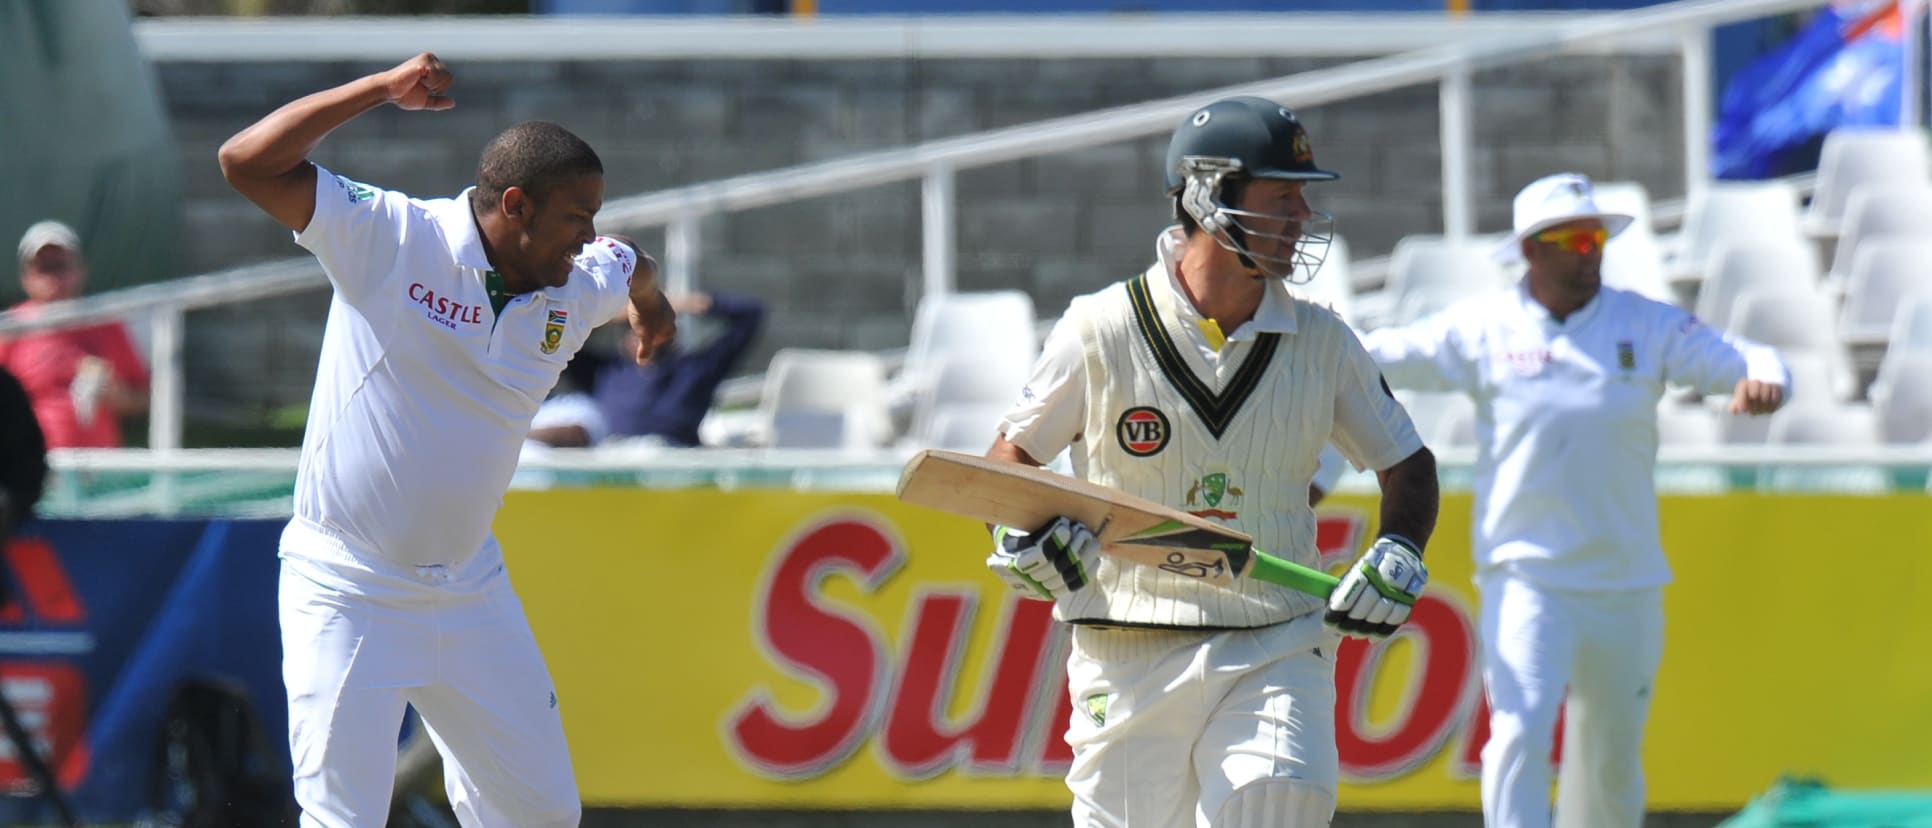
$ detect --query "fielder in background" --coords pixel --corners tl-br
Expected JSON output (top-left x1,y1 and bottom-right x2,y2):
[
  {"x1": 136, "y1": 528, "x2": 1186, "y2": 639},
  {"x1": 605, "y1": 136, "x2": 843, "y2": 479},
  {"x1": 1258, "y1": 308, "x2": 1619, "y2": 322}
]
[
  {"x1": 218, "y1": 52, "x2": 674, "y2": 825},
  {"x1": 984, "y1": 96, "x2": 1440, "y2": 827},
  {"x1": 1360, "y1": 173, "x2": 1788, "y2": 828}
]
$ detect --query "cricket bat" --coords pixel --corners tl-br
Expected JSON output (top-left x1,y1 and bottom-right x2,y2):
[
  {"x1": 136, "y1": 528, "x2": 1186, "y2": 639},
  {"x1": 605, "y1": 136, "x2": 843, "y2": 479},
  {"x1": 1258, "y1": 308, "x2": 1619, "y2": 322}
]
[{"x1": 894, "y1": 449, "x2": 1340, "y2": 599}]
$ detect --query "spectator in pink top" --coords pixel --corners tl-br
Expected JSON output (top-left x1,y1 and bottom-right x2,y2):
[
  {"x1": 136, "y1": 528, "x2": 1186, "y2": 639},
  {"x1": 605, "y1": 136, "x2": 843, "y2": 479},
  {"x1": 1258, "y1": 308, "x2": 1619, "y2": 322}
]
[{"x1": 0, "y1": 221, "x2": 149, "y2": 448}]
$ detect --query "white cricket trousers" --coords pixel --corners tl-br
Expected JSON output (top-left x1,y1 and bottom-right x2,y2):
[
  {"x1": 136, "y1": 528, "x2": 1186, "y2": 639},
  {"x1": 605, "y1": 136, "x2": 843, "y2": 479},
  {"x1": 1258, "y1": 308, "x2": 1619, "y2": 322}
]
[
  {"x1": 1064, "y1": 612, "x2": 1340, "y2": 828},
  {"x1": 279, "y1": 561, "x2": 580, "y2": 827},
  {"x1": 1477, "y1": 572, "x2": 1664, "y2": 828}
]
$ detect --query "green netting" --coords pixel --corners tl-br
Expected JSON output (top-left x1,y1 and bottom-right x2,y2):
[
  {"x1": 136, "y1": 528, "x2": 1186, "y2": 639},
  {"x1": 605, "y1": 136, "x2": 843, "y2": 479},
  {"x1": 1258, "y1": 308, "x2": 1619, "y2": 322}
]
[{"x1": 1720, "y1": 778, "x2": 1932, "y2": 827}]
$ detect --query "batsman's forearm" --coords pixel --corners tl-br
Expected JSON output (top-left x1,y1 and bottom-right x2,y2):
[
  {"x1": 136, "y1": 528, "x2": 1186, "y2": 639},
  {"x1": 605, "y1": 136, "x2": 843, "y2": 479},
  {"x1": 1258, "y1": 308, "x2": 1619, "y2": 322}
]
[
  {"x1": 219, "y1": 74, "x2": 391, "y2": 180},
  {"x1": 1375, "y1": 447, "x2": 1439, "y2": 552}
]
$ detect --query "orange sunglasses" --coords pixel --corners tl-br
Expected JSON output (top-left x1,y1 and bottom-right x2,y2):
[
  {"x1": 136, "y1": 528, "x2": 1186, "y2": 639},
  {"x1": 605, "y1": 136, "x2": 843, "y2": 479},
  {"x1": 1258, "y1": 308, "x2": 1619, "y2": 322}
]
[{"x1": 1532, "y1": 226, "x2": 1609, "y2": 254}]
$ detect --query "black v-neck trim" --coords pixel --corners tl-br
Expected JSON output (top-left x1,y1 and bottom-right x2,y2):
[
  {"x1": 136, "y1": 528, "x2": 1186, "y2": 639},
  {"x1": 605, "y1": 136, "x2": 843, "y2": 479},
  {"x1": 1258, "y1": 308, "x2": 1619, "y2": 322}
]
[{"x1": 1125, "y1": 275, "x2": 1279, "y2": 439}]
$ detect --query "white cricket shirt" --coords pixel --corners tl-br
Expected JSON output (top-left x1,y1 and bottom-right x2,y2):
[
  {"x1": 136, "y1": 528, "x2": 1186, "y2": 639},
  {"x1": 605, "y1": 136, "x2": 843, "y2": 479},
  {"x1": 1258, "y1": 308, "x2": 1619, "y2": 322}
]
[
  {"x1": 1002, "y1": 228, "x2": 1423, "y2": 628},
  {"x1": 1361, "y1": 283, "x2": 1789, "y2": 590},
  {"x1": 281, "y1": 166, "x2": 633, "y2": 589}
]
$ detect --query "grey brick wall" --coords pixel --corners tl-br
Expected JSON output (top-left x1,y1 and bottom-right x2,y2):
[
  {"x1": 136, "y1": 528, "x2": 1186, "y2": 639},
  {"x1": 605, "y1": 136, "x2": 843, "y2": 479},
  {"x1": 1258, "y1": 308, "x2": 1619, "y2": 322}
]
[{"x1": 159, "y1": 53, "x2": 1682, "y2": 426}]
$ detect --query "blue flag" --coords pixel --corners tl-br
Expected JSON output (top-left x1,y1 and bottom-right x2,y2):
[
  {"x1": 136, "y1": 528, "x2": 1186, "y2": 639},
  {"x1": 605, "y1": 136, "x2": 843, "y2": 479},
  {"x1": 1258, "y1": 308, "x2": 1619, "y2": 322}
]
[{"x1": 1712, "y1": 1, "x2": 1910, "y2": 180}]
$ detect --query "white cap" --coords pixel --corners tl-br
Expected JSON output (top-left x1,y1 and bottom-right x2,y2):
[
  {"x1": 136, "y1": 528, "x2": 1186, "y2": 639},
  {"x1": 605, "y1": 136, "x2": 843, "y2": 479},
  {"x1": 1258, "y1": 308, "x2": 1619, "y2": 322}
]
[
  {"x1": 17, "y1": 220, "x2": 81, "y2": 262},
  {"x1": 1493, "y1": 173, "x2": 1633, "y2": 263}
]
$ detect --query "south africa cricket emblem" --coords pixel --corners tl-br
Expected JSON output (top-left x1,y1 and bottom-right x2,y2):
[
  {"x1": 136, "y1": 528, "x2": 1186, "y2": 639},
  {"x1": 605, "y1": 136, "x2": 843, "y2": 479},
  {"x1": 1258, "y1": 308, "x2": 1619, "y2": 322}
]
[{"x1": 540, "y1": 309, "x2": 568, "y2": 354}]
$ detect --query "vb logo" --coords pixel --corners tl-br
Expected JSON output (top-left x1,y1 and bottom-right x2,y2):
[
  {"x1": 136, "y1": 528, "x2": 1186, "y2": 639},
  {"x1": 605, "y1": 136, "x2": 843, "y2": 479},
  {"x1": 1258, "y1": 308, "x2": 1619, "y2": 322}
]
[{"x1": 1115, "y1": 407, "x2": 1171, "y2": 457}]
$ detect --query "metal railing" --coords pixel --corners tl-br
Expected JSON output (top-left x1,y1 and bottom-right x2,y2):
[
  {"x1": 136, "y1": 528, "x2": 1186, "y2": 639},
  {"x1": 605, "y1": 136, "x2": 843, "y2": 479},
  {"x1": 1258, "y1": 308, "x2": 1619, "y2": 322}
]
[
  {"x1": 0, "y1": 0, "x2": 1837, "y2": 454},
  {"x1": 40, "y1": 444, "x2": 1932, "y2": 518}
]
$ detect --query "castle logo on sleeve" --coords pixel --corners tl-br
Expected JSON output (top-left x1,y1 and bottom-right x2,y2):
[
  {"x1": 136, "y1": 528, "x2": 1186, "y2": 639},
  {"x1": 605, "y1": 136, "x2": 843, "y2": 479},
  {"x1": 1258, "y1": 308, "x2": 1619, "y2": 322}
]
[
  {"x1": 1116, "y1": 406, "x2": 1171, "y2": 457},
  {"x1": 540, "y1": 309, "x2": 568, "y2": 354}
]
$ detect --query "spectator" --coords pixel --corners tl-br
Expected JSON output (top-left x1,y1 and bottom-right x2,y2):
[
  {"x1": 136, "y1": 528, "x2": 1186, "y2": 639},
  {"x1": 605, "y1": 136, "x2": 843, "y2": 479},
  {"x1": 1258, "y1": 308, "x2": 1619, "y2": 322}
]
[
  {"x1": 0, "y1": 221, "x2": 149, "y2": 448},
  {"x1": 0, "y1": 366, "x2": 46, "y2": 541},
  {"x1": 595, "y1": 289, "x2": 764, "y2": 447}
]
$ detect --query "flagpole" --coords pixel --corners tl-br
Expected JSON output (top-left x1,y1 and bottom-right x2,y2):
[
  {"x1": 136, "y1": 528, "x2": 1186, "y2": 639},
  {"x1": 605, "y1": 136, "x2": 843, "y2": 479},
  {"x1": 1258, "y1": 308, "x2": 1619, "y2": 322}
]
[{"x1": 1906, "y1": 0, "x2": 1927, "y2": 127}]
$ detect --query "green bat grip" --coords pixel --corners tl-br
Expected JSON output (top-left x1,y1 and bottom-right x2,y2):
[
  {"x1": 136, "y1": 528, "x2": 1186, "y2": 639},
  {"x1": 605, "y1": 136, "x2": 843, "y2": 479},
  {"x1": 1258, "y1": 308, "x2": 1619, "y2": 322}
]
[{"x1": 1248, "y1": 551, "x2": 1341, "y2": 599}]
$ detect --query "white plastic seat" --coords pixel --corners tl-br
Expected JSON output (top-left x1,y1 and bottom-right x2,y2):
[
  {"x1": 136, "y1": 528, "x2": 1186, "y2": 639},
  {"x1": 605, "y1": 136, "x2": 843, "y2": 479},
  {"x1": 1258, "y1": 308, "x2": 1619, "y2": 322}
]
[
  {"x1": 1693, "y1": 241, "x2": 1820, "y2": 333},
  {"x1": 1602, "y1": 222, "x2": 1673, "y2": 304},
  {"x1": 1728, "y1": 289, "x2": 1856, "y2": 400},
  {"x1": 1589, "y1": 182, "x2": 1671, "y2": 302},
  {"x1": 1728, "y1": 287, "x2": 1843, "y2": 350},
  {"x1": 1295, "y1": 234, "x2": 1357, "y2": 325},
  {"x1": 1386, "y1": 236, "x2": 1509, "y2": 324},
  {"x1": 1838, "y1": 240, "x2": 1932, "y2": 346},
  {"x1": 1777, "y1": 348, "x2": 1852, "y2": 407},
  {"x1": 1396, "y1": 390, "x2": 1475, "y2": 449},
  {"x1": 913, "y1": 404, "x2": 1012, "y2": 453},
  {"x1": 760, "y1": 349, "x2": 888, "y2": 449},
  {"x1": 903, "y1": 290, "x2": 1038, "y2": 382},
  {"x1": 1886, "y1": 292, "x2": 1932, "y2": 354},
  {"x1": 907, "y1": 354, "x2": 1029, "y2": 445},
  {"x1": 1675, "y1": 181, "x2": 1803, "y2": 280},
  {"x1": 1758, "y1": 404, "x2": 1888, "y2": 493},
  {"x1": 1653, "y1": 403, "x2": 1726, "y2": 492},
  {"x1": 1803, "y1": 129, "x2": 1932, "y2": 237},
  {"x1": 1870, "y1": 354, "x2": 1932, "y2": 444},
  {"x1": 1655, "y1": 403, "x2": 1719, "y2": 447},
  {"x1": 1825, "y1": 186, "x2": 1932, "y2": 280}
]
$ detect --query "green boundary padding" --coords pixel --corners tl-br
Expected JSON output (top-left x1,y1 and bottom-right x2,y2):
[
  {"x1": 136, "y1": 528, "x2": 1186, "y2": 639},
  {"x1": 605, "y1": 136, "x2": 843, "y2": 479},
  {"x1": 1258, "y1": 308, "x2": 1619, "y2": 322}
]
[{"x1": 1719, "y1": 777, "x2": 1932, "y2": 827}]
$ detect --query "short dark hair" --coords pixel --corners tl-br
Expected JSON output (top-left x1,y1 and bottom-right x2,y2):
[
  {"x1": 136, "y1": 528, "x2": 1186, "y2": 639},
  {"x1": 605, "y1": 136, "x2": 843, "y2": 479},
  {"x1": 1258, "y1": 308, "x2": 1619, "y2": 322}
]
[{"x1": 470, "y1": 121, "x2": 603, "y2": 212}]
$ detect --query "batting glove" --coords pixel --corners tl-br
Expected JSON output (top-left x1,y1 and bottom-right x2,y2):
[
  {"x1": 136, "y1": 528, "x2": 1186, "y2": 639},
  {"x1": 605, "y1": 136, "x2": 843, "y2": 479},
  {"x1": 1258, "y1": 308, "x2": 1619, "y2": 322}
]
[
  {"x1": 986, "y1": 516, "x2": 1099, "y2": 601},
  {"x1": 1324, "y1": 536, "x2": 1427, "y2": 639}
]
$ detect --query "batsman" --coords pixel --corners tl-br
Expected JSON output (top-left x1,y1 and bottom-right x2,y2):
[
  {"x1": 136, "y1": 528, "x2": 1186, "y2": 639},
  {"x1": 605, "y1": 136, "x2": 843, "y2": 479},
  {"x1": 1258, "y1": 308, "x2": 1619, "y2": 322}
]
[{"x1": 983, "y1": 96, "x2": 1440, "y2": 826}]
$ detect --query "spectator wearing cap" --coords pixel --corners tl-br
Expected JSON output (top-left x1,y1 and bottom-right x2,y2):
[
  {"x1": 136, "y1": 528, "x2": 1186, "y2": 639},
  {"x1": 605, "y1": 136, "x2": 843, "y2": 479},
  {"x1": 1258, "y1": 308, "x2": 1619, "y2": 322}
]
[{"x1": 0, "y1": 221, "x2": 149, "y2": 448}]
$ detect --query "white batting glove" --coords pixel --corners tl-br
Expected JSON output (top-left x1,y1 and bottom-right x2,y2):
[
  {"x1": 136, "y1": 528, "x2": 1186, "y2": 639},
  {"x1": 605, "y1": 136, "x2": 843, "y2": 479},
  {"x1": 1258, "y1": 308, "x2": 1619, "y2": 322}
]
[
  {"x1": 986, "y1": 516, "x2": 1099, "y2": 601},
  {"x1": 1324, "y1": 536, "x2": 1427, "y2": 639}
]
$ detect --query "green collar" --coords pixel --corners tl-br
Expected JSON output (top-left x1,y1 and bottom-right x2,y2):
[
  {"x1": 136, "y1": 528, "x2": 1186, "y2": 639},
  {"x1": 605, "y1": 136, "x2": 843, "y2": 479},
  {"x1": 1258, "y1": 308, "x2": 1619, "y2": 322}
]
[{"x1": 484, "y1": 270, "x2": 514, "y2": 321}]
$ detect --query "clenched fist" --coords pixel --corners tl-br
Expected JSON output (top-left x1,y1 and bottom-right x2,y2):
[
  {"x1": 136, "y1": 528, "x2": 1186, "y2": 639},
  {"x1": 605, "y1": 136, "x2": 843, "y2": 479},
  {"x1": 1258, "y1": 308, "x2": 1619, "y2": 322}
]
[{"x1": 383, "y1": 52, "x2": 455, "y2": 111}]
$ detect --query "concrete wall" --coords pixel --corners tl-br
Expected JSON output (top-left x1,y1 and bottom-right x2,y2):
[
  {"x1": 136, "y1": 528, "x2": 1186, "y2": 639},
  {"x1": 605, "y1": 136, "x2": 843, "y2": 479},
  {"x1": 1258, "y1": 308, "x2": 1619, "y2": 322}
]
[{"x1": 159, "y1": 53, "x2": 1683, "y2": 429}]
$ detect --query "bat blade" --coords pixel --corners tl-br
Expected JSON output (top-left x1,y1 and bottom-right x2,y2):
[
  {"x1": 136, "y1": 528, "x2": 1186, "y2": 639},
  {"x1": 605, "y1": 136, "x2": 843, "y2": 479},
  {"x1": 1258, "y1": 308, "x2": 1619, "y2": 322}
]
[{"x1": 895, "y1": 449, "x2": 1337, "y2": 598}]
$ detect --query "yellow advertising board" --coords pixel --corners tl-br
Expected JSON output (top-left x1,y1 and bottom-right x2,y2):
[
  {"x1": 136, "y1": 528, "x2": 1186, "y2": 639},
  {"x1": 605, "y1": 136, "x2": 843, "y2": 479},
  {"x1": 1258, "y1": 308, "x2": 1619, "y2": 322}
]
[{"x1": 495, "y1": 491, "x2": 1932, "y2": 810}]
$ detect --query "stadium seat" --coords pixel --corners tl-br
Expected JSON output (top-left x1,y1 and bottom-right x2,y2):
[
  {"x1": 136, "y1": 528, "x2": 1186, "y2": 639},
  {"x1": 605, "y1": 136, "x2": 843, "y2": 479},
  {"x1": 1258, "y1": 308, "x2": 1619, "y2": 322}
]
[
  {"x1": 1712, "y1": 397, "x2": 1774, "y2": 445},
  {"x1": 1594, "y1": 184, "x2": 1666, "y2": 290},
  {"x1": 903, "y1": 289, "x2": 1038, "y2": 383},
  {"x1": 1837, "y1": 240, "x2": 1932, "y2": 346},
  {"x1": 1654, "y1": 403, "x2": 1726, "y2": 492},
  {"x1": 1591, "y1": 183, "x2": 1672, "y2": 303},
  {"x1": 1803, "y1": 128, "x2": 1932, "y2": 237},
  {"x1": 1673, "y1": 180, "x2": 1802, "y2": 282},
  {"x1": 1385, "y1": 236, "x2": 1509, "y2": 325},
  {"x1": 1727, "y1": 289, "x2": 1856, "y2": 400},
  {"x1": 907, "y1": 354, "x2": 1029, "y2": 447},
  {"x1": 890, "y1": 289, "x2": 1038, "y2": 437},
  {"x1": 1397, "y1": 390, "x2": 1475, "y2": 449},
  {"x1": 916, "y1": 404, "x2": 1012, "y2": 453},
  {"x1": 1295, "y1": 234, "x2": 1357, "y2": 325},
  {"x1": 1870, "y1": 353, "x2": 1932, "y2": 444},
  {"x1": 1777, "y1": 348, "x2": 1853, "y2": 407},
  {"x1": 1758, "y1": 404, "x2": 1888, "y2": 493},
  {"x1": 1825, "y1": 185, "x2": 1932, "y2": 282},
  {"x1": 760, "y1": 349, "x2": 889, "y2": 449},
  {"x1": 1884, "y1": 291, "x2": 1932, "y2": 355},
  {"x1": 1692, "y1": 241, "x2": 1820, "y2": 333},
  {"x1": 1656, "y1": 402, "x2": 1718, "y2": 446}
]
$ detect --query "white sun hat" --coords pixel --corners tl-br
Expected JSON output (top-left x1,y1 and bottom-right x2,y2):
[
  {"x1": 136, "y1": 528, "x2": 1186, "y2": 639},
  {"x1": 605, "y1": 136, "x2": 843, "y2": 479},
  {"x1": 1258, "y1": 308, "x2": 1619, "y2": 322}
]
[
  {"x1": 16, "y1": 220, "x2": 81, "y2": 262},
  {"x1": 1493, "y1": 172, "x2": 1635, "y2": 263}
]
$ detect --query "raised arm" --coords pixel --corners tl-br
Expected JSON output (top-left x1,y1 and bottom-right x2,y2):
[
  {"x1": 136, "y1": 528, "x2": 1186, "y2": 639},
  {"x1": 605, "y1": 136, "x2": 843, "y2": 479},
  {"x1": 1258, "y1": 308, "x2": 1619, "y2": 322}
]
[{"x1": 218, "y1": 53, "x2": 453, "y2": 232}]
